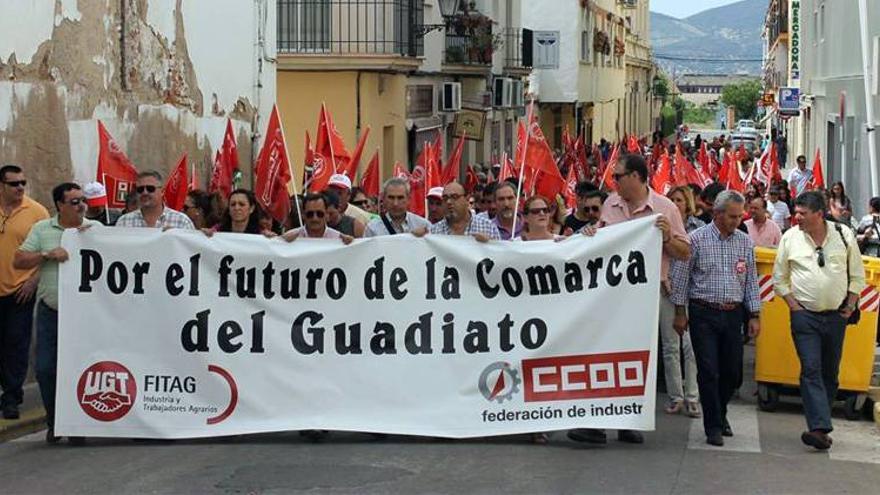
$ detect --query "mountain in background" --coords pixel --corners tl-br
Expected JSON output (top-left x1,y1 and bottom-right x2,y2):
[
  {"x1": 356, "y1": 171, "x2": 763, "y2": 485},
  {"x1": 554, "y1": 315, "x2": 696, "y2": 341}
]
[{"x1": 651, "y1": 0, "x2": 765, "y2": 77}]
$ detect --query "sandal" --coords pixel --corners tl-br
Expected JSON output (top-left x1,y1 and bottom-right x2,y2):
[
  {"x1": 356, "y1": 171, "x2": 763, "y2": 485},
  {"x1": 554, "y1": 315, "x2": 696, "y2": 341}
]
[
  {"x1": 664, "y1": 400, "x2": 684, "y2": 414},
  {"x1": 685, "y1": 401, "x2": 702, "y2": 418}
]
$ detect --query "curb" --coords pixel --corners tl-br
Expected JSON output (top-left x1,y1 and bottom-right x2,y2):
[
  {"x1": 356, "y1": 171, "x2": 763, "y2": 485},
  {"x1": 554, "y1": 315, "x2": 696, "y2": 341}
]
[{"x1": 0, "y1": 408, "x2": 46, "y2": 443}]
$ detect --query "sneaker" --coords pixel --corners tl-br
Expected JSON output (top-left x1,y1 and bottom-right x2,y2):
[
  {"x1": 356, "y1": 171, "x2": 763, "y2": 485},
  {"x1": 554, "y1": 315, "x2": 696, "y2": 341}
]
[
  {"x1": 685, "y1": 401, "x2": 702, "y2": 418},
  {"x1": 706, "y1": 432, "x2": 724, "y2": 446},
  {"x1": 664, "y1": 400, "x2": 684, "y2": 414},
  {"x1": 567, "y1": 428, "x2": 607, "y2": 444}
]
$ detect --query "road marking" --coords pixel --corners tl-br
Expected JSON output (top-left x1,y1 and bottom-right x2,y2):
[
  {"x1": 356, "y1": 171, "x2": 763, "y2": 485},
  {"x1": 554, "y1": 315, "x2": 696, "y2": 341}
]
[
  {"x1": 828, "y1": 419, "x2": 880, "y2": 465},
  {"x1": 688, "y1": 402, "x2": 761, "y2": 453}
]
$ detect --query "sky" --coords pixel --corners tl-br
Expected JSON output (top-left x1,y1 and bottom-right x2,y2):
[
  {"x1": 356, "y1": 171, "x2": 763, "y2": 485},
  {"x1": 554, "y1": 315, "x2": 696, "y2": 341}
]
[{"x1": 650, "y1": 0, "x2": 742, "y2": 19}]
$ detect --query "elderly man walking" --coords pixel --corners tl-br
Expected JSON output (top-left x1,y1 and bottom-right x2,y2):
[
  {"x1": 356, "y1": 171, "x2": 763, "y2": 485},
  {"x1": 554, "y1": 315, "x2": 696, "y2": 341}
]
[
  {"x1": 773, "y1": 191, "x2": 865, "y2": 450},
  {"x1": 671, "y1": 191, "x2": 761, "y2": 447}
]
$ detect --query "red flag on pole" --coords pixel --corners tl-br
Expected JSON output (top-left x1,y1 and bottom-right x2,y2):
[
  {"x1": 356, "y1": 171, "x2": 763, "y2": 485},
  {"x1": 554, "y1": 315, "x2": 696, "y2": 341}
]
[
  {"x1": 96, "y1": 120, "x2": 138, "y2": 209},
  {"x1": 254, "y1": 105, "x2": 292, "y2": 223},
  {"x1": 651, "y1": 152, "x2": 672, "y2": 194},
  {"x1": 727, "y1": 159, "x2": 745, "y2": 192},
  {"x1": 809, "y1": 148, "x2": 825, "y2": 189},
  {"x1": 315, "y1": 103, "x2": 351, "y2": 173},
  {"x1": 717, "y1": 152, "x2": 731, "y2": 185},
  {"x1": 339, "y1": 127, "x2": 370, "y2": 181},
  {"x1": 498, "y1": 153, "x2": 515, "y2": 182},
  {"x1": 209, "y1": 119, "x2": 238, "y2": 197},
  {"x1": 408, "y1": 143, "x2": 432, "y2": 217},
  {"x1": 441, "y1": 134, "x2": 465, "y2": 185},
  {"x1": 360, "y1": 150, "x2": 380, "y2": 197},
  {"x1": 464, "y1": 164, "x2": 479, "y2": 193},
  {"x1": 563, "y1": 161, "x2": 579, "y2": 211},
  {"x1": 163, "y1": 154, "x2": 188, "y2": 211},
  {"x1": 600, "y1": 144, "x2": 620, "y2": 191},
  {"x1": 627, "y1": 135, "x2": 641, "y2": 154},
  {"x1": 392, "y1": 162, "x2": 409, "y2": 180}
]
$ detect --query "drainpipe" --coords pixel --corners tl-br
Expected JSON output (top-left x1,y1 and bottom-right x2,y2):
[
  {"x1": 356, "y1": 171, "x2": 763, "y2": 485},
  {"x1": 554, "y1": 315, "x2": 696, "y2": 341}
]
[{"x1": 858, "y1": 0, "x2": 879, "y2": 195}]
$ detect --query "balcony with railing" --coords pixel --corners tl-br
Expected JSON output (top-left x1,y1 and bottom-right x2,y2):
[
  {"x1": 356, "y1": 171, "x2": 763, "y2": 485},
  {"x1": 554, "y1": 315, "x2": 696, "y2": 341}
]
[
  {"x1": 503, "y1": 27, "x2": 532, "y2": 74},
  {"x1": 442, "y1": 10, "x2": 498, "y2": 73},
  {"x1": 277, "y1": 0, "x2": 424, "y2": 71}
]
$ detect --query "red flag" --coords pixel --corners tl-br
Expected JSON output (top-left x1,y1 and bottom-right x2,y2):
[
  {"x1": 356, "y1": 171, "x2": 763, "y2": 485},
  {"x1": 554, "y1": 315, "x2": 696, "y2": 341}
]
[
  {"x1": 498, "y1": 153, "x2": 515, "y2": 182},
  {"x1": 627, "y1": 135, "x2": 641, "y2": 154},
  {"x1": 464, "y1": 164, "x2": 479, "y2": 193},
  {"x1": 189, "y1": 162, "x2": 198, "y2": 191},
  {"x1": 651, "y1": 152, "x2": 672, "y2": 194},
  {"x1": 163, "y1": 154, "x2": 188, "y2": 211},
  {"x1": 425, "y1": 142, "x2": 442, "y2": 191},
  {"x1": 360, "y1": 150, "x2": 380, "y2": 197},
  {"x1": 339, "y1": 127, "x2": 370, "y2": 181},
  {"x1": 717, "y1": 152, "x2": 731, "y2": 185},
  {"x1": 727, "y1": 159, "x2": 745, "y2": 192},
  {"x1": 672, "y1": 145, "x2": 690, "y2": 187},
  {"x1": 96, "y1": 120, "x2": 138, "y2": 209},
  {"x1": 315, "y1": 103, "x2": 351, "y2": 172},
  {"x1": 408, "y1": 143, "x2": 432, "y2": 216},
  {"x1": 442, "y1": 134, "x2": 465, "y2": 185},
  {"x1": 575, "y1": 136, "x2": 590, "y2": 182},
  {"x1": 697, "y1": 142, "x2": 710, "y2": 171},
  {"x1": 209, "y1": 119, "x2": 238, "y2": 197},
  {"x1": 601, "y1": 144, "x2": 620, "y2": 191},
  {"x1": 254, "y1": 105, "x2": 292, "y2": 223},
  {"x1": 563, "y1": 161, "x2": 579, "y2": 211},
  {"x1": 522, "y1": 120, "x2": 565, "y2": 188},
  {"x1": 809, "y1": 148, "x2": 825, "y2": 189},
  {"x1": 392, "y1": 162, "x2": 409, "y2": 179}
]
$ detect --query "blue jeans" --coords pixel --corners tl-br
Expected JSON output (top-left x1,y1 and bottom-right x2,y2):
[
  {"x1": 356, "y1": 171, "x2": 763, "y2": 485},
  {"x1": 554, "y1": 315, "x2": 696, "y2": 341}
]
[
  {"x1": 688, "y1": 303, "x2": 743, "y2": 436},
  {"x1": 35, "y1": 301, "x2": 58, "y2": 427},
  {"x1": 0, "y1": 294, "x2": 34, "y2": 410},
  {"x1": 790, "y1": 310, "x2": 846, "y2": 433}
]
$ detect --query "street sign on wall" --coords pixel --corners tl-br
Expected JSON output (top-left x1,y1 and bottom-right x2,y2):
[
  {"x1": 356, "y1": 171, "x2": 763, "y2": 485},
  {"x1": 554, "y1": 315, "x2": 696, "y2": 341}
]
[{"x1": 779, "y1": 87, "x2": 800, "y2": 116}]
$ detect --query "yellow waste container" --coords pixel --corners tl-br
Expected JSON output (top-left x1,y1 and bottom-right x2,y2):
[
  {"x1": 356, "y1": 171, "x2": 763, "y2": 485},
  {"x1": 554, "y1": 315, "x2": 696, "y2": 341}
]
[{"x1": 753, "y1": 247, "x2": 880, "y2": 419}]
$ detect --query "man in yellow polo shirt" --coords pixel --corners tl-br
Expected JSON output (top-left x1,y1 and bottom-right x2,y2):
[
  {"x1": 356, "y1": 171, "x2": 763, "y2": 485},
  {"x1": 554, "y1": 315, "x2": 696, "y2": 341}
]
[
  {"x1": 773, "y1": 191, "x2": 866, "y2": 451},
  {"x1": 0, "y1": 164, "x2": 49, "y2": 420}
]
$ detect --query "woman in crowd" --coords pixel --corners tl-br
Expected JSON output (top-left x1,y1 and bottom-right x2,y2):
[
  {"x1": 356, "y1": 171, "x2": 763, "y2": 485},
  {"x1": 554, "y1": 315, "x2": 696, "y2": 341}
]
[
  {"x1": 547, "y1": 195, "x2": 569, "y2": 236},
  {"x1": 217, "y1": 189, "x2": 263, "y2": 234},
  {"x1": 184, "y1": 190, "x2": 222, "y2": 229},
  {"x1": 829, "y1": 181, "x2": 854, "y2": 226},
  {"x1": 516, "y1": 195, "x2": 566, "y2": 242},
  {"x1": 661, "y1": 186, "x2": 702, "y2": 418}
]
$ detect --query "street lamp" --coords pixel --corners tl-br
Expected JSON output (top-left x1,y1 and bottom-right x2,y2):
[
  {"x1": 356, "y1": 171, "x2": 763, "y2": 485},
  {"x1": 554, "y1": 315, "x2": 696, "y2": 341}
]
[{"x1": 415, "y1": 0, "x2": 461, "y2": 36}]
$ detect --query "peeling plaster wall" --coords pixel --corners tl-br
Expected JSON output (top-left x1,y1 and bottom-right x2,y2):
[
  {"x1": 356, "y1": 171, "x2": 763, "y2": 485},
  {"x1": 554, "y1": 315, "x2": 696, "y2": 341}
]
[{"x1": 0, "y1": 0, "x2": 276, "y2": 207}]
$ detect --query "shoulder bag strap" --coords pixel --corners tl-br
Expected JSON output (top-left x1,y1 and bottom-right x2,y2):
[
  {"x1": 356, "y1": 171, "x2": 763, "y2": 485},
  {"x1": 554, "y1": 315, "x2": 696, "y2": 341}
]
[{"x1": 380, "y1": 213, "x2": 398, "y2": 235}]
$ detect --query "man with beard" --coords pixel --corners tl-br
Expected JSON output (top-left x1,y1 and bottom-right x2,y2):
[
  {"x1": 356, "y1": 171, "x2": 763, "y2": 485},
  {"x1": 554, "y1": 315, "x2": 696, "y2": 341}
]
[{"x1": 492, "y1": 182, "x2": 523, "y2": 240}]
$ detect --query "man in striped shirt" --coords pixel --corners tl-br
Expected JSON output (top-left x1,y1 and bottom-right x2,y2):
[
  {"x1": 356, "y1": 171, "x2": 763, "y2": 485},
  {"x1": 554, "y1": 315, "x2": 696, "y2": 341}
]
[{"x1": 670, "y1": 190, "x2": 761, "y2": 447}]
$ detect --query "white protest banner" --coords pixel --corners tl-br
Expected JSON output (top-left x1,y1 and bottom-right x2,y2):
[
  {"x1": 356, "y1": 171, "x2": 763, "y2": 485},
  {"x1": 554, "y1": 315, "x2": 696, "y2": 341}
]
[{"x1": 56, "y1": 215, "x2": 660, "y2": 439}]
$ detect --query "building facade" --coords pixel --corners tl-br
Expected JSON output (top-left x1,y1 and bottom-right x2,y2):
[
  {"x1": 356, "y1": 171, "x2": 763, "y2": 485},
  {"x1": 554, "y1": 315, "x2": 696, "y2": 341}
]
[
  {"x1": 678, "y1": 74, "x2": 759, "y2": 107},
  {"x1": 0, "y1": 0, "x2": 276, "y2": 206},
  {"x1": 276, "y1": 0, "x2": 531, "y2": 181},
  {"x1": 524, "y1": 0, "x2": 654, "y2": 150},
  {"x1": 795, "y1": 0, "x2": 880, "y2": 214}
]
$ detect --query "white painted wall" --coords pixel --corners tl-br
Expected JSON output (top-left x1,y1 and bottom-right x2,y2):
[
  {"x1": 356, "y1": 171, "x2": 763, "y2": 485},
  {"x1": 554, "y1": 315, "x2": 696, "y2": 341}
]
[{"x1": 0, "y1": 0, "x2": 276, "y2": 185}]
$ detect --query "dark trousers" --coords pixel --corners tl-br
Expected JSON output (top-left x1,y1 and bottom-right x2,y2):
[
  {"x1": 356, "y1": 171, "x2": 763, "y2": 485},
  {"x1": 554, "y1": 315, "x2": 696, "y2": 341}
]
[
  {"x1": 35, "y1": 302, "x2": 58, "y2": 427},
  {"x1": 688, "y1": 303, "x2": 743, "y2": 436},
  {"x1": 790, "y1": 310, "x2": 846, "y2": 433},
  {"x1": 0, "y1": 293, "x2": 35, "y2": 409}
]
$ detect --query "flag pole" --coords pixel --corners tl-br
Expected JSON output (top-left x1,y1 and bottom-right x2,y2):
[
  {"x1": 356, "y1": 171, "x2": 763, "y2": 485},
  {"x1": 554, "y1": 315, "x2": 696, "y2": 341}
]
[
  {"x1": 513, "y1": 98, "x2": 534, "y2": 228},
  {"x1": 101, "y1": 173, "x2": 110, "y2": 225},
  {"x1": 274, "y1": 105, "x2": 304, "y2": 229}
]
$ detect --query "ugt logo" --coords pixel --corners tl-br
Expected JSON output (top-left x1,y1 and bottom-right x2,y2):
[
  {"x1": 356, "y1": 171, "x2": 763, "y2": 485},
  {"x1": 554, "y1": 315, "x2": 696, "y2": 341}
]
[{"x1": 77, "y1": 361, "x2": 137, "y2": 422}]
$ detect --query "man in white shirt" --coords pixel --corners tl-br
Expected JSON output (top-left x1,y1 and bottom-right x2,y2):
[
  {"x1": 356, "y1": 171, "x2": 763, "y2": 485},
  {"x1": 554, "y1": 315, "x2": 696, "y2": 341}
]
[
  {"x1": 787, "y1": 155, "x2": 812, "y2": 196},
  {"x1": 364, "y1": 178, "x2": 430, "y2": 237},
  {"x1": 767, "y1": 187, "x2": 791, "y2": 230}
]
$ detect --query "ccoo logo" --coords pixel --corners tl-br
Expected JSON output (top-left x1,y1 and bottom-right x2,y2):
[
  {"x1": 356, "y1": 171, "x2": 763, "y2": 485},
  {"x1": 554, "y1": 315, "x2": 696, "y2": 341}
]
[
  {"x1": 77, "y1": 361, "x2": 137, "y2": 422},
  {"x1": 478, "y1": 362, "x2": 521, "y2": 403}
]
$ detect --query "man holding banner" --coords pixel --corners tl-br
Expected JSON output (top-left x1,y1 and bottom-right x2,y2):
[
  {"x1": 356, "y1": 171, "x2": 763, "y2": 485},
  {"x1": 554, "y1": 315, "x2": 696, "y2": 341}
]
[
  {"x1": 569, "y1": 153, "x2": 689, "y2": 445},
  {"x1": 364, "y1": 178, "x2": 429, "y2": 237},
  {"x1": 430, "y1": 182, "x2": 500, "y2": 241},
  {"x1": 14, "y1": 182, "x2": 99, "y2": 445}
]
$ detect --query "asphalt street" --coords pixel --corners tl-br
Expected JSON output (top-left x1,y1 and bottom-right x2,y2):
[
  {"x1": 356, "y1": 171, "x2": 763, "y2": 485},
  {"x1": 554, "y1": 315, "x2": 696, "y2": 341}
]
[{"x1": 1, "y1": 348, "x2": 879, "y2": 495}]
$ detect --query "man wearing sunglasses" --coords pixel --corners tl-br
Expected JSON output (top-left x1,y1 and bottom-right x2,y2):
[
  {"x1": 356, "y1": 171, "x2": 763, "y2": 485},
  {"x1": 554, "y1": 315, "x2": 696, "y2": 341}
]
[
  {"x1": 14, "y1": 182, "x2": 98, "y2": 444},
  {"x1": 564, "y1": 182, "x2": 604, "y2": 233},
  {"x1": 282, "y1": 193, "x2": 353, "y2": 244},
  {"x1": 116, "y1": 170, "x2": 194, "y2": 229},
  {"x1": 0, "y1": 165, "x2": 50, "y2": 420},
  {"x1": 773, "y1": 191, "x2": 865, "y2": 451},
  {"x1": 568, "y1": 153, "x2": 690, "y2": 447}
]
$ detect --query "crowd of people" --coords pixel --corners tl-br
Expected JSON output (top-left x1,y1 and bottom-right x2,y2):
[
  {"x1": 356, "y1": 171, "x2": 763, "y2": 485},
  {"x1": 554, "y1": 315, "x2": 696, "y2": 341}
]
[{"x1": 0, "y1": 135, "x2": 871, "y2": 451}]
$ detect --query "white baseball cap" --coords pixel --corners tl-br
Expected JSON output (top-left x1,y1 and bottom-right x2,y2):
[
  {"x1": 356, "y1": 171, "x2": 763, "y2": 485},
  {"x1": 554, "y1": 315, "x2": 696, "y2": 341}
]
[
  {"x1": 427, "y1": 187, "x2": 444, "y2": 199},
  {"x1": 328, "y1": 174, "x2": 352, "y2": 190},
  {"x1": 82, "y1": 181, "x2": 108, "y2": 207}
]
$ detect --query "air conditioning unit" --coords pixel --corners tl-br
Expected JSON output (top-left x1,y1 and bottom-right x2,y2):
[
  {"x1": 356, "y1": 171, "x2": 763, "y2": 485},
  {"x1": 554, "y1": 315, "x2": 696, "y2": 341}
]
[
  {"x1": 441, "y1": 82, "x2": 462, "y2": 112},
  {"x1": 493, "y1": 78, "x2": 514, "y2": 107},
  {"x1": 511, "y1": 80, "x2": 524, "y2": 107}
]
